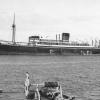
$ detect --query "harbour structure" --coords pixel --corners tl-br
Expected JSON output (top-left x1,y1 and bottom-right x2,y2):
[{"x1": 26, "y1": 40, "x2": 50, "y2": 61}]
[{"x1": 0, "y1": 15, "x2": 100, "y2": 55}]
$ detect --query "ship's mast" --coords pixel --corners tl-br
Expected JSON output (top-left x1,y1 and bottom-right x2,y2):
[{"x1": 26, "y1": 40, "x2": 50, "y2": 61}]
[{"x1": 12, "y1": 14, "x2": 16, "y2": 44}]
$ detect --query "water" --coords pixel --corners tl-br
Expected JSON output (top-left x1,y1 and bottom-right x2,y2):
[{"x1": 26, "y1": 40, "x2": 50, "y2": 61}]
[{"x1": 0, "y1": 55, "x2": 100, "y2": 100}]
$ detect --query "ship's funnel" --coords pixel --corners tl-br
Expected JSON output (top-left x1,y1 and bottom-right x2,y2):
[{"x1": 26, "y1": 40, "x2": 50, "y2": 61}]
[{"x1": 62, "y1": 33, "x2": 70, "y2": 42}]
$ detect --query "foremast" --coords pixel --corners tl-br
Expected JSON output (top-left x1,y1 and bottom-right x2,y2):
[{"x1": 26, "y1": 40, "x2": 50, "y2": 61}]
[{"x1": 12, "y1": 14, "x2": 16, "y2": 44}]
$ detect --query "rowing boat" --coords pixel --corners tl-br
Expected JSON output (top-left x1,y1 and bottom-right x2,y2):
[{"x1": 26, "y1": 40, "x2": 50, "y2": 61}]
[{"x1": 24, "y1": 72, "x2": 75, "y2": 100}]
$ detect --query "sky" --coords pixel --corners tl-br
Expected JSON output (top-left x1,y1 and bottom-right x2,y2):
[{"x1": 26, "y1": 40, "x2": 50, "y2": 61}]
[{"x1": 0, "y1": 0, "x2": 100, "y2": 43}]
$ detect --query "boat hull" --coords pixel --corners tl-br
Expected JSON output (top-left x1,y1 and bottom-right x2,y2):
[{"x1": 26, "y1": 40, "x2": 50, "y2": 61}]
[{"x1": 0, "y1": 43, "x2": 100, "y2": 55}]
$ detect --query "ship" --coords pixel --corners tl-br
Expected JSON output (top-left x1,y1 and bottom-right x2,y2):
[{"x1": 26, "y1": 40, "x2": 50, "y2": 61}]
[{"x1": 0, "y1": 15, "x2": 100, "y2": 55}]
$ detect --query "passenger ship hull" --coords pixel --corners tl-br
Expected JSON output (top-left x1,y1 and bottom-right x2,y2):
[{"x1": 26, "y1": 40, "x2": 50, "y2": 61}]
[{"x1": 0, "y1": 42, "x2": 100, "y2": 55}]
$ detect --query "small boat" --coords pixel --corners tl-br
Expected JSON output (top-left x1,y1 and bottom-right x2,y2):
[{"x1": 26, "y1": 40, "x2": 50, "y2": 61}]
[{"x1": 24, "y1": 72, "x2": 75, "y2": 100}]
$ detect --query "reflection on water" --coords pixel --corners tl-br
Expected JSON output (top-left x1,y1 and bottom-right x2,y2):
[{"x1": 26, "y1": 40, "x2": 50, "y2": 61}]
[{"x1": 0, "y1": 55, "x2": 100, "y2": 100}]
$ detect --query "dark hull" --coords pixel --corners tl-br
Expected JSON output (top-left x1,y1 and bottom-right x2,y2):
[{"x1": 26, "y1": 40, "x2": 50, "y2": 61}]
[
  {"x1": 0, "y1": 43, "x2": 100, "y2": 55},
  {"x1": 0, "y1": 44, "x2": 51, "y2": 55}
]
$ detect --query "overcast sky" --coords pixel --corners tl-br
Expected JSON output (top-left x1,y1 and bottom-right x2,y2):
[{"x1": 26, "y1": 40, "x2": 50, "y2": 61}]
[{"x1": 0, "y1": 0, "x2": 100, "y2": 43}]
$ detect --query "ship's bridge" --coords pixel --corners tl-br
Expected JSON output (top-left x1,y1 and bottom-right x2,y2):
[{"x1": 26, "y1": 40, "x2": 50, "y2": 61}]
[
  {"x1": 28, "y1": 36, "x2": 40, "y2": 46},
  {"x1": 29, "y1": 36, "x2": 40, "y2": 42}
]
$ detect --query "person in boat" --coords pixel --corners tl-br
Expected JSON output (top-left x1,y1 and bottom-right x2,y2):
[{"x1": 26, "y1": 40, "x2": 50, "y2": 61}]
[
  {"x1": 25, "y1": 72, "x2": 30, "y2": 97},
  {"x1": 25, "y1": 72, "x2": 41, "y2": 100}
]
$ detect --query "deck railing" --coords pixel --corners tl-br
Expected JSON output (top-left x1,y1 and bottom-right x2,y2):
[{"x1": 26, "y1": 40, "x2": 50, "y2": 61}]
[
  {"x1": 0, "y1": 40, "x2": 28, "y2": 46},
  {"x1": 0, "y1": 39, "x2": 98, "y2": 48}
]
